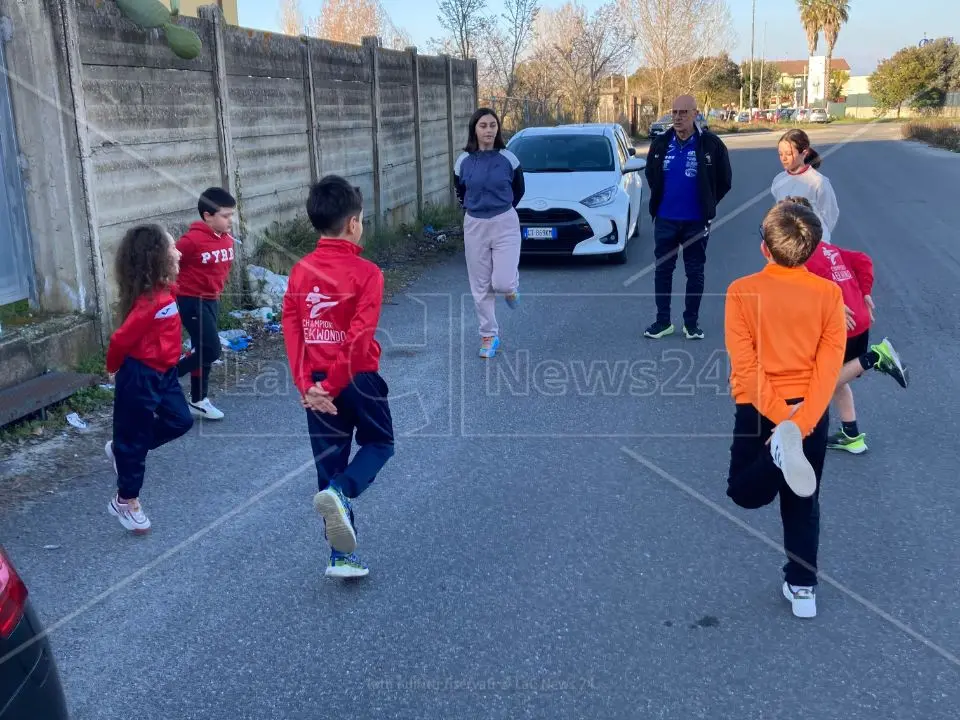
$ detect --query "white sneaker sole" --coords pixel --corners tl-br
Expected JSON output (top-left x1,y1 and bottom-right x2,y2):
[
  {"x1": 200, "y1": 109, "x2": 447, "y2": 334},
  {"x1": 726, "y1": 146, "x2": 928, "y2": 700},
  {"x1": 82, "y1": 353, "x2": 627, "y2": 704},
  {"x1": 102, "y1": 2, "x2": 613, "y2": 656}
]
[
  {"x1": 108, "y1": 500, "x2": 151, "y2": 534},
  {"x1": 775, "y1": 422, "x2": 816, "y2": 497},
  {"x1": 313, "y1": 490, "x2": 357, "y2": 554},
  {"x1": 189, "y1": 404, "x2": 224, "y2": 420},
  {"x1": 325, "y1": 564, "x2": 369, "y2": 578},
  {"x1": 782, "y1": 582, "x2": 817, "y2": 618}
]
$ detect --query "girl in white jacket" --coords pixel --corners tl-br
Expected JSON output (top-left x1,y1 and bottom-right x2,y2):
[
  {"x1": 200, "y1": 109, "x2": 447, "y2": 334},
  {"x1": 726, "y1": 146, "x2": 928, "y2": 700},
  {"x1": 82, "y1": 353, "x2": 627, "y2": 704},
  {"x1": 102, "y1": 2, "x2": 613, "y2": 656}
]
[{"x1": 770, "y1": 129, "x2": 839, "y2": 243}]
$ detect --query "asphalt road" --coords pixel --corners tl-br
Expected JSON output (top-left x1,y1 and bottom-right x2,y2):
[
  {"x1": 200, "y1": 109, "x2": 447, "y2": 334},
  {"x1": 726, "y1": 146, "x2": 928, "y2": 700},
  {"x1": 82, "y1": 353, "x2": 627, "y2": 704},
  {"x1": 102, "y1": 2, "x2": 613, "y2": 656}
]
[{"x1": 3, "y1": 122, "x2": 960, "y2": 719}]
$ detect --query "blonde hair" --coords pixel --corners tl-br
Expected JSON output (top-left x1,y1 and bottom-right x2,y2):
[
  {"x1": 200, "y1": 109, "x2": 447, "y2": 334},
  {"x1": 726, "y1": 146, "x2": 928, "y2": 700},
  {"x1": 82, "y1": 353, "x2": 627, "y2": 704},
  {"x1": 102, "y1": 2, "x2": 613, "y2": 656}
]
[{"x1": 761, "y1": 201, "x2": 822, "y2": 267}]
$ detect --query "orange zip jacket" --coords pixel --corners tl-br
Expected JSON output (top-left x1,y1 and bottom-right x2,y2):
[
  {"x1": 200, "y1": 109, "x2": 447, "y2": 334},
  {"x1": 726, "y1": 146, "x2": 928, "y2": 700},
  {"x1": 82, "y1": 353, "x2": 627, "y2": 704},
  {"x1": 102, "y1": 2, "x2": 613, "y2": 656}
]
[{"x1": 724, "y1": 262, "x2": 846, "y2": 437}]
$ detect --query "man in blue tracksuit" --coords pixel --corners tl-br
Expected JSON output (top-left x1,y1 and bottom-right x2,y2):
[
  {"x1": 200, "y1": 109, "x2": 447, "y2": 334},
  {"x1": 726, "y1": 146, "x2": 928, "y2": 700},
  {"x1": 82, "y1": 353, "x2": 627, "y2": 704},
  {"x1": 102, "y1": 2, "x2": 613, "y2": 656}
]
[{"x1": 643, "y1": 94, "x2": 732, "y2": 340}]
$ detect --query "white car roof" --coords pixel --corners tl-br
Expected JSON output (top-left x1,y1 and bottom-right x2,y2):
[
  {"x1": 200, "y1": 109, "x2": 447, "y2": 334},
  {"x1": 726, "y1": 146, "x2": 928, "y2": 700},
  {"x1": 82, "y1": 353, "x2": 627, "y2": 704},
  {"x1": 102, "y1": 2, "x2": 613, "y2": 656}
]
[{"x1": 513, "y1": 124, "x2": 612, "y2": 137}]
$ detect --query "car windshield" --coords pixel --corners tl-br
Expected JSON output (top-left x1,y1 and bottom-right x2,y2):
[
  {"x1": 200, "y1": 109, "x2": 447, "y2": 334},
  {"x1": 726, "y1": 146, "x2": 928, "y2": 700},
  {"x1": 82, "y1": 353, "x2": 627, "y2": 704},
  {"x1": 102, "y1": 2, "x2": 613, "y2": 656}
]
[{"x1": 509, "y1": 134, "x2": 615, "y2": 173}]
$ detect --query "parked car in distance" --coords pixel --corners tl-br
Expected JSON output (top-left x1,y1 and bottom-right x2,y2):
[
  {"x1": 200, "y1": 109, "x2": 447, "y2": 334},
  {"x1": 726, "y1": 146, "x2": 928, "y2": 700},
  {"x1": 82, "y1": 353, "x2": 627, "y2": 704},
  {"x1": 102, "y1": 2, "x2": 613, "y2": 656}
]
[
  {"x1": 736, "y1": 111, "x2": 750, "y2": 123},
  {"x1": 795, "y1": 108, "x2": 810, "y2": 122},
  {"x1": 809, "y1": 108, "x2": 830, "y2": 123},
  {"x1": 507, "y1": 123, "x2": 645, "y2": 264},
  {"x1": 648, "y1": 114, "x2": 672, "y2": 138},
  {"x1": 0, "y1": 545, "x2": 69, "y2": 719}
]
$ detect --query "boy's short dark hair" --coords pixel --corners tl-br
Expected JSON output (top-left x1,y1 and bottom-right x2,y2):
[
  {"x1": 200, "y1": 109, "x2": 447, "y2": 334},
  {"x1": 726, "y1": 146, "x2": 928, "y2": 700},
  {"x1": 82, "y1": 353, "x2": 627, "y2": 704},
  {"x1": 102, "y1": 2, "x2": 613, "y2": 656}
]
[
  {"x1": 307, "y1": 175, "x2": 364, "y2": 235},
  {"x1": 761, "y1": 200, "x2": 822, "y2": 267},
  {"x1": 198, "y1": 187, "x2": 236, "y2": 219}
]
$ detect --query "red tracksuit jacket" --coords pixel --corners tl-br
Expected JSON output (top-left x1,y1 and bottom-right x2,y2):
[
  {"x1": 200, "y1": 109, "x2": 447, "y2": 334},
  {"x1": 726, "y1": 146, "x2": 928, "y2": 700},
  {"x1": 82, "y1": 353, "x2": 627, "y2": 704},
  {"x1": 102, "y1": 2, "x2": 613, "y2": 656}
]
[
  {"x1": 175, "y1": 222, "x2": 235, "y2": 299},
  {"x1": 281, "y1": 238, "x2": 384, "y2": 397},
  {"x1": 804, "y1": 240, "x2": 874, "y2": 338},
  {"x1": 106, "y1": 286, "x2": 183, "y2": 374}
]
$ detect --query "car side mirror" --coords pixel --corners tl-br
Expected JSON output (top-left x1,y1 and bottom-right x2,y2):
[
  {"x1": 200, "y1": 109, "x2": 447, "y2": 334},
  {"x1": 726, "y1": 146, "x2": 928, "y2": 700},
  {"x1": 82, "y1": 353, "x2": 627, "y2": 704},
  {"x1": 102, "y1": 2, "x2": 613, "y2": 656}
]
[{"x1": 623, "y1": 157, "x2": 646, "y2": 173}]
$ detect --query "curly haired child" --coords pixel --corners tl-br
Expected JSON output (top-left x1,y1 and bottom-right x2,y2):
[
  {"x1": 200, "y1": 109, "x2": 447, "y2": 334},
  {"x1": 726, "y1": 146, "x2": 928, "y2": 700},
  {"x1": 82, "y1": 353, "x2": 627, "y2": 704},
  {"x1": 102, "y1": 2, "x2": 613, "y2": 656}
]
[{"x1": 105, "y1": 224, "x2": 194, "y2": 533}]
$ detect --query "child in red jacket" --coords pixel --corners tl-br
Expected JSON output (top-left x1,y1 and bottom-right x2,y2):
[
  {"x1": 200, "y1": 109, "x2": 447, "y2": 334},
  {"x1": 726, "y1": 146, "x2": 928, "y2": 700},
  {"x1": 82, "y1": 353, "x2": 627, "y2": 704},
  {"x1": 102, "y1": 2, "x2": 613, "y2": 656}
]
[
  {"x1": 105, "y1": 225, "x2": 194, "y2": 533},
  {"x1": 788, "y1": 196, "x2": 909, "y2": 453},
  {"x1": 175, "y1": 187, "x2": 237, "y2": 421},
  {"x1": 281, "y1": 176, "x2": 394, "y2": 579}
]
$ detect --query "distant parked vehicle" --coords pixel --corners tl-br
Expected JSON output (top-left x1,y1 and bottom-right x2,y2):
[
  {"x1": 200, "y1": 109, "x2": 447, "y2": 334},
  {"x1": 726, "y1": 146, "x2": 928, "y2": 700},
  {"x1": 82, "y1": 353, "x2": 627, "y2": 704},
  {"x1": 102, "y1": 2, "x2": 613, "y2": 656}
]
[
  {"x1": 648, "y1": 115, "x2": 672, "y2": 138},
  {"x1": 809, "y1": 108, "x2": 830, "y2": 123}
]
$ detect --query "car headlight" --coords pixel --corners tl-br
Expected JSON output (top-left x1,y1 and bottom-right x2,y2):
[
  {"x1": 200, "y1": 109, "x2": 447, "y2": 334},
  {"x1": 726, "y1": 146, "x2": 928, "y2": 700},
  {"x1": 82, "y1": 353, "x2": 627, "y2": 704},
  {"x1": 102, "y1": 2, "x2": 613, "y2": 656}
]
[{"x1": 580, "y1": 186, "x2": 617, "y2": 208}]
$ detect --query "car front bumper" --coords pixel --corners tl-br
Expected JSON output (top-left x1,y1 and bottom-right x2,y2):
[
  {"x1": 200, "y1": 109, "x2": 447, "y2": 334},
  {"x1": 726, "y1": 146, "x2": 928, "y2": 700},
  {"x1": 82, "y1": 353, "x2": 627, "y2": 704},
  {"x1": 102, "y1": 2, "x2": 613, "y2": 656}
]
[{"x1": 515, "y1": 195, "x2": 634, "y2": 256}]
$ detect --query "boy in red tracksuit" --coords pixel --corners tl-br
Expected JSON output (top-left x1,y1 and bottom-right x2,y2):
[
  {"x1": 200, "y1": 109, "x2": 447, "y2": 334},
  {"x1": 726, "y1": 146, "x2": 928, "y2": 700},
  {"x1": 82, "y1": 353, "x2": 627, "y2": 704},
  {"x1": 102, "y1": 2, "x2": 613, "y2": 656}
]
[
  {"x1": 175, "y1": 187, "x2": 237, "y2": 421},
  {"x1": 788, "y1": 196, "x2": 909, "y2": 454},
  {"x1": 281, "y1": 175, "x2": 395, "y2": 579},
  {"x1": 105, "y1": 224, "x2": 194, "y2": 534}
]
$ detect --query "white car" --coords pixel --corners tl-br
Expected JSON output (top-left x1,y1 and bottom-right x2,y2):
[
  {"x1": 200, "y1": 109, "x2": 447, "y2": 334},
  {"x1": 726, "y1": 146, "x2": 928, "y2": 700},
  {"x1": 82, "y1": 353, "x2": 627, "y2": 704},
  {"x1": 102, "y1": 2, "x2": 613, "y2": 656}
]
[
  {"x1": 809, "y1": 108, "x2": 830, "y2": 123},
  {"x1": 507, "y1": 124, "x2": 646, "y2": 264}
]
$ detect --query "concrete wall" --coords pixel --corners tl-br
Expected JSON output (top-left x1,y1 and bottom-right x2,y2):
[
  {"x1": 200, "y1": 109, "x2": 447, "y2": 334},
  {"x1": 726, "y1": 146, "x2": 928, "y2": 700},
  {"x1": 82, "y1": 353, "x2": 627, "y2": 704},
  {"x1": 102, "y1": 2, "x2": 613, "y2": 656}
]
[{"x1": 1, "y1": 0, "x2": 477, "y2": 335}]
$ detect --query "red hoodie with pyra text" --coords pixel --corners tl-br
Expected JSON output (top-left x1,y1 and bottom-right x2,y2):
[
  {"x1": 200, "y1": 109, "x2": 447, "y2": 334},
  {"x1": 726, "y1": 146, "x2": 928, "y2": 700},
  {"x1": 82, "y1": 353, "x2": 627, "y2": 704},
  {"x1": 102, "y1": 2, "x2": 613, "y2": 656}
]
[
  {"x1": 804, "y1": 240, "x2": 874, "y2": 338},
  {"x1": 106, "y1": 286, "x2": 183, "y2": 374},
  {"x1": 281, "y1": 238, "x2": 384, "y2": 398},
  {"x1": 175, "y1": 221, "x2": 235, "y2": 299}
]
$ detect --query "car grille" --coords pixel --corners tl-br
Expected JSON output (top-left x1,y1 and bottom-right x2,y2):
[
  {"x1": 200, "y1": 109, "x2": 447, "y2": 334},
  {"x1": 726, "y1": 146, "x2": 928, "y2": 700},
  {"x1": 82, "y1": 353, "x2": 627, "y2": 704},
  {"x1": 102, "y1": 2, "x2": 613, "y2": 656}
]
[
  {"x1": 516, "y1": 208, "x2": 582, "y2": 224},
  {"x1": 517, "y1": 207, "x2": 594, "y2": 254}
]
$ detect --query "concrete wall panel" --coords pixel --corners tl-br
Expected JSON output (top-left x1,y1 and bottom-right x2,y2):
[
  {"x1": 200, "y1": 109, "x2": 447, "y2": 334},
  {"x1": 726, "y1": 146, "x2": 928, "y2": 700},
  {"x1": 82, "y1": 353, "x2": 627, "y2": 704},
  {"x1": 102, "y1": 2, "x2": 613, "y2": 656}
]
[
  {"x1": 222, "y1": 26, "x2": 303, "y2": 79},
  {"x1": 82, "y1": 65, "x2": 218, "y2": 146}
]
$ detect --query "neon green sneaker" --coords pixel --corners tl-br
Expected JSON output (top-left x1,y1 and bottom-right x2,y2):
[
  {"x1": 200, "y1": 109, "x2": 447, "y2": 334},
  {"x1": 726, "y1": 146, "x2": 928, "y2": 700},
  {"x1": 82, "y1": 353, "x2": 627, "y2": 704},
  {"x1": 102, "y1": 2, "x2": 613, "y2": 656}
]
[
  {"x1": 871, "y1": 338, "x2": 908, "y2": 388},
  {"x1": 827, "y1": 429, "x2": 867, "y2": 454}
]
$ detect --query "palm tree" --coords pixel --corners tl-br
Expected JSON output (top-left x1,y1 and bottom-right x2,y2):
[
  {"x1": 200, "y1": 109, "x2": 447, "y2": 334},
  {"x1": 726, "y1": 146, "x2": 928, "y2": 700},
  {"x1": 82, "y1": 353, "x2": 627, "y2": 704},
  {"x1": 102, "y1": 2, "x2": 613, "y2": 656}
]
[
  {"x1": 820, "y1": 0, "x2": 851, "y2": 108},
  {"x1": 796, "y1": 0, "x2": 821, "y2": 56}
]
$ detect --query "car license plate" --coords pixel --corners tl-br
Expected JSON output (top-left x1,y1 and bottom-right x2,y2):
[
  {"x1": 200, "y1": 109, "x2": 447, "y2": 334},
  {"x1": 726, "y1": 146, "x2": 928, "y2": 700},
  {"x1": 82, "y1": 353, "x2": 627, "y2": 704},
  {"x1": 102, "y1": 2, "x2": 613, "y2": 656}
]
[{"x1": 524, "y1": 227, "x2": 555, "y2": 239}]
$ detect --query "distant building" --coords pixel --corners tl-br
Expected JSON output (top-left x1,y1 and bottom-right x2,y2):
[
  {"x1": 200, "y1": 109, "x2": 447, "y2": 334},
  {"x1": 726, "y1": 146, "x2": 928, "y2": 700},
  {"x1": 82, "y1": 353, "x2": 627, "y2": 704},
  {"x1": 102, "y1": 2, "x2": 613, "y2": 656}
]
[
  {"x1": 158, "y1": 0, "x2": 239, "y2": 25},
  {"x1": 769, "y1": 58, "x2": 851, "y2": 107}
]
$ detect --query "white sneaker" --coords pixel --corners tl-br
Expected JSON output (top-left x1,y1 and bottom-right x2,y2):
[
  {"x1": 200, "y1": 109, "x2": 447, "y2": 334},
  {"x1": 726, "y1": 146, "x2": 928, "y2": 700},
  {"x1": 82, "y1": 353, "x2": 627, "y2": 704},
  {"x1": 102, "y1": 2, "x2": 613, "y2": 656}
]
[
  {"x1": 770, "y1": 421, "x2": 816, "y2": 497},
  {"x1": 189, "y1": 398, "x2": 224, "y2": 420},
  {"x1": 108, "y1": 495, "x2": 151, "y2": 534},
  {"x1": 783, "y1": 581, "x2": 817, "y2": 618},
  {"x1": 105, "y1": 441, "x2": 117, "y2": 475}
]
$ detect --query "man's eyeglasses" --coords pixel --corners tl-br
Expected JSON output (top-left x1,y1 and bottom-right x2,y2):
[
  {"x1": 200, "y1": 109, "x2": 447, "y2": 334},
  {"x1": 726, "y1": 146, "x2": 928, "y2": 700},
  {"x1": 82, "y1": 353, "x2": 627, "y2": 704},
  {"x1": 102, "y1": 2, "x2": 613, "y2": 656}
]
[{"x1": 671, "y1": 109, "x2": 690, "y2": 115}]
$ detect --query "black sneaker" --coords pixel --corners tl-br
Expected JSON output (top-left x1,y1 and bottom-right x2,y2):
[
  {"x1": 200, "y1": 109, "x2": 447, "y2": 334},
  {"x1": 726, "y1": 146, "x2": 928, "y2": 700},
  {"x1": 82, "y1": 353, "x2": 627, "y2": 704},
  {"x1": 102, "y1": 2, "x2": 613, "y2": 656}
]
[
  {"x1": 644, "y1": 321, "x2": 674, "y2": 339},
  {"x1": 683, "y1": 324, "x2": 704, "y2": 339}
]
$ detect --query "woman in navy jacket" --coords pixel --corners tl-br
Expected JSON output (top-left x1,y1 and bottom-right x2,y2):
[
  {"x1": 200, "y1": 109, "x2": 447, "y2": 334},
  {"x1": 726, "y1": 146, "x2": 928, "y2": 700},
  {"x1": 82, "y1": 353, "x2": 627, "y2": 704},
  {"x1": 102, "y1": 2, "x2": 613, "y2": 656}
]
[{"x1": 453, "y1": 108, "x2": 525, "y2": 358}]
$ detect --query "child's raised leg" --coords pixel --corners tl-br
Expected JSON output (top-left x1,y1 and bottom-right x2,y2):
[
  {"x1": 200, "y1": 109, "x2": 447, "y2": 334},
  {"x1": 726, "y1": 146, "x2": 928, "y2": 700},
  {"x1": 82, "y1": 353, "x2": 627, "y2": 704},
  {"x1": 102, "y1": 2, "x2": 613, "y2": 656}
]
[{"x1": 726, "y1": 404, "x2": 782, "y2": 510}]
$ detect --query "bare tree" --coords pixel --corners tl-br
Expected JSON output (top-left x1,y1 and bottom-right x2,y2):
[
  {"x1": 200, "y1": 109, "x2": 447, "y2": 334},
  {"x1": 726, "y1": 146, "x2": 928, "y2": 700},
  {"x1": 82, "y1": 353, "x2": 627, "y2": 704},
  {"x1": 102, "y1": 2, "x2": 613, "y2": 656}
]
[
  {"x1": 539, "y1": 2, "x2": 633, "y2": 122},
  {"x1": 313, "y1": 0, "x2": 379, "y2": 44},
  {"x1": 486, "y1": 0, "x2": 540, "y2": 120},
  {"x1": 437, "y1": 0, "x2": 489, "y2": 61},
  {"x1": 279, "y1": 0, "x2": 306, "y2": 35},
  {"x1": 309, "y1": 0, "x2": 411, "y2": 49},
  {"x1": 619, "y1": 0, "x2": 735, "y2": 116}
]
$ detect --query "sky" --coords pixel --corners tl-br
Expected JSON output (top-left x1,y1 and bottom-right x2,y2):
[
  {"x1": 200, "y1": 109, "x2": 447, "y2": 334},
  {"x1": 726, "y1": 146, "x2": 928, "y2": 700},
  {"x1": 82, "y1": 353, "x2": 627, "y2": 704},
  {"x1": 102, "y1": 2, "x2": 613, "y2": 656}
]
[{"x1": 237, "y1": 0, "x2": 959, "y2": 77}]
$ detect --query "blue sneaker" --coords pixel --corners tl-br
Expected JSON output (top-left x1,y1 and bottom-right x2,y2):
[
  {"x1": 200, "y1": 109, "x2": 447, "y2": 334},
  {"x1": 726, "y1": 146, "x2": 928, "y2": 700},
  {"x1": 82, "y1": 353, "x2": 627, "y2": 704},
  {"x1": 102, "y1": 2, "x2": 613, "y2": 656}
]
[
  {"x1": 505, "y1": 291, "x2": 520, "y2": 309},
  {"x1": 326, "y1": 550, "x2": 369, "y2": 578},
  {"x1": 479, "y1": 335, "x2": 500, "y2": 358},
  {"x1": 313, "y1": 485, "x2": 357, "y2": 554}
]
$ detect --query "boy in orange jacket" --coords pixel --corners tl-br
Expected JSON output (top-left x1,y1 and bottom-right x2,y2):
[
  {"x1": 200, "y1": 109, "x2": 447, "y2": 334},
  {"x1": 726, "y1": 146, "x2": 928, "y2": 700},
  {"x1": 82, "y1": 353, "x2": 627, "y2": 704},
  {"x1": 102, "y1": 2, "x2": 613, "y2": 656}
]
[{"x1": 724, "y1": 200, "x2": 846, "y2": 619}]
